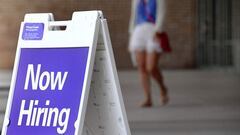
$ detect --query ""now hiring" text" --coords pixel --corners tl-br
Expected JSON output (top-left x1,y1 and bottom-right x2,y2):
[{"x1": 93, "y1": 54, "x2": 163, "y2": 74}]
[{"x1": 18, "y1": 64, "x2": 71, "y2": 134}]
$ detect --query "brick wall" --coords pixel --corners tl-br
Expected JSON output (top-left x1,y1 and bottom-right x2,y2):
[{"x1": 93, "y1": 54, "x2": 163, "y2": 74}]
[
  {"x1": 0, "y1": 0, "x2": 197, "y2": 69},
  {"x1": 163, "y1": 0, "x2": 197, "y2": 68}
]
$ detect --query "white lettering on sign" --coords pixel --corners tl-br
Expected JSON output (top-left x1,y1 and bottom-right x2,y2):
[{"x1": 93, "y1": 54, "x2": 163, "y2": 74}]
[
  {"x1": 18, "y1": 100, "x2": 71, "y2": 134},
  {"x1": 24, "y1": 64, "x2": 68, "y2": 91}
]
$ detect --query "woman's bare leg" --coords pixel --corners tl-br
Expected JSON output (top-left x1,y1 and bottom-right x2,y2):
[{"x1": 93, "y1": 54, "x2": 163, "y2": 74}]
[
  {"x1": 136, "y1": 51, "x2": 152, "y2": 107},
  {"x1": 147, "y1": 52, "x2": 169, "y2": 105}
]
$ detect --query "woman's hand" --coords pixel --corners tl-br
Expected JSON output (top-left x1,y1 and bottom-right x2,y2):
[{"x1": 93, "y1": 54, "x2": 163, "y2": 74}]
[{"x1": 154, "y1": 32, "x2": 162, "y2": 41}]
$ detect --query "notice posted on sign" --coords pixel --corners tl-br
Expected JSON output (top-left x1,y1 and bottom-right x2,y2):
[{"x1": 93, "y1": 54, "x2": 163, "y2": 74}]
[
  {"x1": 6, "y1": 48, "x2": 89, "y2": 135},
  {"x1": 22, "y1": 23, "x2": 44, "y2": 40}
]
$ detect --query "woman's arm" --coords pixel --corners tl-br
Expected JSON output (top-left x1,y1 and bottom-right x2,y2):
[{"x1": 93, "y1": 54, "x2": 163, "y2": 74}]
[
  {"x1": 155, "y1": 0, "x2": 166, "y2": 33},
  {"x1": 129, "y1": 0, "x2": 138, "y2": 34}
]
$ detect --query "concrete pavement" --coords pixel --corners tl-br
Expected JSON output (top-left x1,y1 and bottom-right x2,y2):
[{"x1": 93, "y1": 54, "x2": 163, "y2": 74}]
[
  {"x1": 0, "y1": 70, "x2": 11, "y2": 134},
  {"x1": 0, "y1": 70, "x2": 240, "y2": 135},
  {"x1": 119, "y1": 70, "x2": 240, "y2": 135}
]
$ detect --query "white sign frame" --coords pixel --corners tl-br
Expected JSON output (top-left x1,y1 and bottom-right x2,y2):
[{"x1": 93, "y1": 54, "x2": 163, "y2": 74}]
[{"x1": 2, "y1": 11, "x2": 131, "y2": 135}]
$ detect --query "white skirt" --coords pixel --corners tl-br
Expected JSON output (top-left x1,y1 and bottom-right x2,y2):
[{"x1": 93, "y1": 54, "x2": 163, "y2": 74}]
[
  {"x1": 129, "y1": 23, "x2": 162, "y2": 66},
  {"x1": 129, "y1": 23, "x2": 162, "y2": 53}
]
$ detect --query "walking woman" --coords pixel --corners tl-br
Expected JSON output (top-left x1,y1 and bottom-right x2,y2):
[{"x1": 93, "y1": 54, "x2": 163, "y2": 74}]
[{"x1": 129, "y1": 0, "x2": 169, "y2": 107}]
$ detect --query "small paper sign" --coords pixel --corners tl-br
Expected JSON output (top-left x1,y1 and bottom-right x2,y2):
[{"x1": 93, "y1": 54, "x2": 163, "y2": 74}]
[{"x1": 22, "y1": 23, "x2": 44, "y2": 40}]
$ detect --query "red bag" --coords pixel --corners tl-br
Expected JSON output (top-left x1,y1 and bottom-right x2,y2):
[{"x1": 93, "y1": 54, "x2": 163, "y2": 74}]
[{"x1": 156, "y1": 32, "x2": 172, "y2": 53}]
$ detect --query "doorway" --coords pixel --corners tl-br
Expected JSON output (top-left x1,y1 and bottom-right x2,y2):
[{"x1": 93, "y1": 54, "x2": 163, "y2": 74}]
[{"x1": 197, "y1": 0, "x2": 233, "y2": 68}]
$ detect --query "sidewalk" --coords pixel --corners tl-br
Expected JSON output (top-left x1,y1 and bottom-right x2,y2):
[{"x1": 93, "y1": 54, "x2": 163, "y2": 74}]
[
  {"x1": 0, "y1": 70, "x2": 11, "y2": 90},
  {"x1": 120, "y1": 70, "x2": 240, "y2": 135},
  {"x1": 0, "y1": 70, "x2": 11, "y2": 134},
  {"x1": 1, "y1": 70, "x2": 240, "y2": 135}
]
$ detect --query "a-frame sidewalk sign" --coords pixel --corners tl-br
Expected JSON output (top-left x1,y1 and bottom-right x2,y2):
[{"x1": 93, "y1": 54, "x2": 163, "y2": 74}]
[{"x1": 2, "y1": 11, "x2": 131, "y2": 135}]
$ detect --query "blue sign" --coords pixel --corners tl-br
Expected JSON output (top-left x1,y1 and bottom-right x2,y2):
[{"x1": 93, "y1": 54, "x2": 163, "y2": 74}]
[
  {"x1": 6, "y1": 47, "x2": 89, "y2": 135},
  {"x1": 22, "y1": 23, "x2": 44, "y2": 40}
]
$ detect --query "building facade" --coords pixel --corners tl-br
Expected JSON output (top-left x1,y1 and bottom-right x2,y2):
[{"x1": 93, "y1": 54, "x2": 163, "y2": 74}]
[{"x1": 0, "y1": 0, "x2": 239, "y2": 72}]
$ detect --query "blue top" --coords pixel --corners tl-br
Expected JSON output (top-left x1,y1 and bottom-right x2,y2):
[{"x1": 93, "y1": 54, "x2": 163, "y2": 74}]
[{"x1": 136, "y1": 0, "x2": 157, "y2": 25}]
